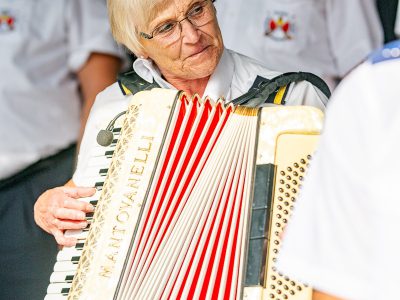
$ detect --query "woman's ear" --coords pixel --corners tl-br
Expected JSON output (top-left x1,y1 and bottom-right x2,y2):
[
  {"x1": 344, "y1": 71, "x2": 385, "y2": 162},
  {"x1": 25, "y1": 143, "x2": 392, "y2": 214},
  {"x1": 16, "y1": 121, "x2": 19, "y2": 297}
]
[{"x1": 137, "y1": 52, "x2": 149, "y2": 59}]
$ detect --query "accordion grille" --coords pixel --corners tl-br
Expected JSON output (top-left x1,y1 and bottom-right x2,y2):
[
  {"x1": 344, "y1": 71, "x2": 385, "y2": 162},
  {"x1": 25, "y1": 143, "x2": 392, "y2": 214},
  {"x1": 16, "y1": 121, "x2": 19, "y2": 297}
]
[
  {"x1": 264, "y1": 133, "x2": 318, "y2": 300},
  {"x1": 68, "y1": 104, "x2": 139, "y2": 299}
]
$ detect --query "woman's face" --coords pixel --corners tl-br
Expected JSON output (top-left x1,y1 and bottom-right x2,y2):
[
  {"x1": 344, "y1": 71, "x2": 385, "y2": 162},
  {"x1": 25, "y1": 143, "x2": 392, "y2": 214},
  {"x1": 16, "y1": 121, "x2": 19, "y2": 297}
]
[{"x1": 139, "y1": 0, "x2": 223, "y2": 81}]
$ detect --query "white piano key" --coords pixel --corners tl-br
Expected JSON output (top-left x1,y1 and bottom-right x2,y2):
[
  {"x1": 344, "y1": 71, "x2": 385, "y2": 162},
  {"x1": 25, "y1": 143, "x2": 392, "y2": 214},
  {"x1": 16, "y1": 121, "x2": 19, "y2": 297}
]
[
  {"x1": 83, "y1": 166, "x2": 109, "y2": 178},
  {"x1": 77, "y1": 176, "x2": 106, "y2": 189},
  {"x1": 47, "y1": 283, "x2": 71, "y2": 294},
  {"x1": 44, "y1": 294, "x2": 68, "y2": 300},
  {"x1": 54, "y1": 261, "x2": 78, "y2": 272},
  {"x1": 88, "y1": 145, "x2": 116, "y2": 157},
  {"x1": 45, "y1": 125, "x2": 123, "y2": 298},
  {"x1": 87, "y1": 156, "x2": 112, "y2": 168},
  {"x1": 57, "y1": 248, "x2": 82, "y2": 261},
  {"x1": 64, "y1": 228, "x2": 89, "y2": 240},
  {"x1": 50, "y1": 271, "x2": 75, "y2": 283},
  {"x1": 60, "y1": 242, "x2": 85, "y2": 253}
]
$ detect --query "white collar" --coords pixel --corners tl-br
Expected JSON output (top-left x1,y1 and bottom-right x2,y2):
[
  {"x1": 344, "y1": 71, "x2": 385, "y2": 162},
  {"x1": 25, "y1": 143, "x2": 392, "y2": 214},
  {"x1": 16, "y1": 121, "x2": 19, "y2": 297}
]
[
  {"x1": 132, "y1": 58, "x2": 174, "y2": 89},
  {"x1": 203, "y1": 48, "x2": 234, "y2": 101},
  {"x1": 132, "y1": 48, "x2": 234, "y2": 100}
]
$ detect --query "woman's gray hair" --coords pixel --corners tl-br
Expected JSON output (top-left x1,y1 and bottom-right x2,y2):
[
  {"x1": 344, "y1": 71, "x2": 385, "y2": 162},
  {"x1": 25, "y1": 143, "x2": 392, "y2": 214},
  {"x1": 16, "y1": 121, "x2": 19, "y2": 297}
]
[{"x1": 107, "y1": 0, "x2": 162, "y2": 55}]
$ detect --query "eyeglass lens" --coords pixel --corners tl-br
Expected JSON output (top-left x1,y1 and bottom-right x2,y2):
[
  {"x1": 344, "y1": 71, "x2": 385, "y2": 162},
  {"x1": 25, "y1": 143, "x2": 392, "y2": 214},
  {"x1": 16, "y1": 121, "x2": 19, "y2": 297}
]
[{"x1": 152, "y1": 0, "x2": 215, "y2": 44}]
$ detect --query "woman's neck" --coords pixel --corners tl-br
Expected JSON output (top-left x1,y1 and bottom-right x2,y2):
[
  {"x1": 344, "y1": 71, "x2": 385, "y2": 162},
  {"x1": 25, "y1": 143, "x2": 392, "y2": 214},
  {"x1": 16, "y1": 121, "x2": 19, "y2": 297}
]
[{"x1": 164, "y1": 75, "x2": 210, "y2": 98}]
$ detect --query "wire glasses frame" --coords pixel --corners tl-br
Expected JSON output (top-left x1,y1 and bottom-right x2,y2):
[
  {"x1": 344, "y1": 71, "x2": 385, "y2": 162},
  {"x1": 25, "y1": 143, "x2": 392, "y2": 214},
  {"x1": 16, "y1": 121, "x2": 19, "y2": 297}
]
[{"x1": 140, "y1": 0, "x2": 216, "y2": 44}]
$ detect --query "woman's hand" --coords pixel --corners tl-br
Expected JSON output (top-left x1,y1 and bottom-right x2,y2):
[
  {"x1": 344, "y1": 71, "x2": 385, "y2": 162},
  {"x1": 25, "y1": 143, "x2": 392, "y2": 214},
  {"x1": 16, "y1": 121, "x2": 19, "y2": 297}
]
[{"x1": 34, "y1": 185, "x2": 95, "y2": 247}]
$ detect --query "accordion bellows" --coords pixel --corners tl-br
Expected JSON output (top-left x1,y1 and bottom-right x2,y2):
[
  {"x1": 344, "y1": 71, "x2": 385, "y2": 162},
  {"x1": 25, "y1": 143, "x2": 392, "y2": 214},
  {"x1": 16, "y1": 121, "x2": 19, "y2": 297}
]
[{"x1": 48, "y1": 89, "x2": 323, "y2": 300}]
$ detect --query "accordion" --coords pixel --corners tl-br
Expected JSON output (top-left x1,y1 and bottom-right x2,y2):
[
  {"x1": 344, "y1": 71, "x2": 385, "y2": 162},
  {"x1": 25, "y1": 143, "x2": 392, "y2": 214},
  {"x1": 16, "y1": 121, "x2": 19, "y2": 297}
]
[{"x1": 45, "y1": 88, "x2": 323, "y2": 300}]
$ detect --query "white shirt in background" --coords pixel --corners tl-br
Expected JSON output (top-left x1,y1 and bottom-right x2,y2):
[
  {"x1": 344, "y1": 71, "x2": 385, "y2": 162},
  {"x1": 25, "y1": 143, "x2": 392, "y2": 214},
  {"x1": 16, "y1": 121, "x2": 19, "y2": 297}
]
[
  {"x1": 215, "y1": 0, "x2": 383, "y2": 90},
  {"x1": 277, "y1": 41, "x2": 400, "y2": 300},
  {"x1": 0, "y1": 0, "x2": 124, "y2": 180}
]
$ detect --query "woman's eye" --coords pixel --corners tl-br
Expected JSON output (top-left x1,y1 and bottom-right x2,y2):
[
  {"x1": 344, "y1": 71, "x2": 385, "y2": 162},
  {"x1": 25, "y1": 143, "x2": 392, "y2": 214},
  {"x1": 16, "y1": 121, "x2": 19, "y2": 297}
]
[
  {"x1": 189, "y1": 4, "x2": 204, "y2": 16},
  {"x1": 157, "y1": 22, "x2": 176, "y2": 34}
]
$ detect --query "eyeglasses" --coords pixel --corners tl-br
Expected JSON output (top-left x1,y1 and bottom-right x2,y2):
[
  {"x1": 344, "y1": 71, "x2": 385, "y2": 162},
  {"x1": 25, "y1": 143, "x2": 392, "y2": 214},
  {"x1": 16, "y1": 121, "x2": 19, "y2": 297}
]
[{"x1": 140, "y1": 0, "x2": 216, "y2": 44}]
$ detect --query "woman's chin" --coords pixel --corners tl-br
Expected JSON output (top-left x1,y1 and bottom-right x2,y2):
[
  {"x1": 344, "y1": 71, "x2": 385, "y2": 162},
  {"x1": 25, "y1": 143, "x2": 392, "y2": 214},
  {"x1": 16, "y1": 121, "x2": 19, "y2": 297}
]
[{"x1": 183, "y1": 49, "x2": 220, "y2": 79}]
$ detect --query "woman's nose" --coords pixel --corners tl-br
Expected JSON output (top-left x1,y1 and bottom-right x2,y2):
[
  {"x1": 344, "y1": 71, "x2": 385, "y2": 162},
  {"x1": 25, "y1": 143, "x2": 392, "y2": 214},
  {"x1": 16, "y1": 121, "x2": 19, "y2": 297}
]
[{"x1": 180, "y1": 19, "x2": 201, "y2": 43}]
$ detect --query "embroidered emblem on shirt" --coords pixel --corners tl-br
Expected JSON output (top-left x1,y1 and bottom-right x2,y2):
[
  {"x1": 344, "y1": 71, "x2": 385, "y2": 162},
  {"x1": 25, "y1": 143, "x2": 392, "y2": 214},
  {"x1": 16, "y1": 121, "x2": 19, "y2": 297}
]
[
  {"x1": 0, "y1": 10, "x2": 15, "y2": 32},
  {"x1": 264, "y1": 11, "x2": 295, "y2": 41}
]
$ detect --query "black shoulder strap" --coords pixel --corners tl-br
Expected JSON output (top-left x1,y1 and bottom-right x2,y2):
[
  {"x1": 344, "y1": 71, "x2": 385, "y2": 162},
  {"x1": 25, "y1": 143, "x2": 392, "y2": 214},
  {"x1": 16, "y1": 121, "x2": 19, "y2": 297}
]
[
  {"x1": 117, "y1": 70, "x2": 330, "y2": 107},
  {"x1": 230, "y1": 71, "x2": 331, "y2": 108},
  {"x1": 117, "y1": 69, "x2": 160, "y2": 96}
]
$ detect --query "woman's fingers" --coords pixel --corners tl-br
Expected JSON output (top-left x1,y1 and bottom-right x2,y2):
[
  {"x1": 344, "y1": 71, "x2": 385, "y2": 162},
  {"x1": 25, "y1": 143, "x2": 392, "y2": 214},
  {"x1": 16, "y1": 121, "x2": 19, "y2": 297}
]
[
  {"x1": 62, "y1": 186, "x2": 96, "y2": 199},
  {"x1": 51, "y1": 228, "x2": 77, "y2": 247},
  {"x1": 52, "y1": 206, "x2": 87, "y2": 221},
  {"x1": 52, "y1": 218, "x2": 88, "y2": 230},
  {"x1": 62, "y1": 197, "x2": 94, "y2": 213},
  {"x1": 34, "y1": 185, "x2": 96, "y2": 246}
]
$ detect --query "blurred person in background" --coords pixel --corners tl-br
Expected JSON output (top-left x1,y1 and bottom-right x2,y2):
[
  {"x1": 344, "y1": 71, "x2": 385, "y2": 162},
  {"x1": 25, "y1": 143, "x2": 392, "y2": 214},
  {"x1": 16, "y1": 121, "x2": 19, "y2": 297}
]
[
  {"x1": 277, "y1": 40, "x2": 400, "y2": 300},
  {"x1": 0, "y1": 1, "x2": 125, "y2": 299},
  {"x1": 396, "y1": 1, "x2": 400, "y2": 38},
  {"x1": 376, "y1": 0, "x2": 398, "y2": 43},
  {"x1": 215, "y1": 0, "x2": 383, "y2": 91}
]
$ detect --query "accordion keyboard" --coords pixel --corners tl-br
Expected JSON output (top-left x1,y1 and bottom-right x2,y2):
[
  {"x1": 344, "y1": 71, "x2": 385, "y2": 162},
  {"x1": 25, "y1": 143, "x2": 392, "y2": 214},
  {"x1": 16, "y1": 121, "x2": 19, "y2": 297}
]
[{"x1": 44, "y1": 127, "x2": 122, "y2": 300}]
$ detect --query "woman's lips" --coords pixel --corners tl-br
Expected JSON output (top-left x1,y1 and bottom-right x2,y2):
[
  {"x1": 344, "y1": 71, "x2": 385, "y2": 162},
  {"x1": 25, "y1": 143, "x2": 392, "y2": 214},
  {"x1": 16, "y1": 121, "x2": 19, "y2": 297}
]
[{"x1": 185, "y1": 45, "x2": 211, "y2": 59}]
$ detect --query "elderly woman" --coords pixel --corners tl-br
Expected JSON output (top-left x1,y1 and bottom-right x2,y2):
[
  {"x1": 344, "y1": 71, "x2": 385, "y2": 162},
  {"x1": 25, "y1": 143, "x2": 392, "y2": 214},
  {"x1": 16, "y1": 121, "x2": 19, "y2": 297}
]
[{"x1": 34, "y1": 0, "x2": 327, "y2": 246}]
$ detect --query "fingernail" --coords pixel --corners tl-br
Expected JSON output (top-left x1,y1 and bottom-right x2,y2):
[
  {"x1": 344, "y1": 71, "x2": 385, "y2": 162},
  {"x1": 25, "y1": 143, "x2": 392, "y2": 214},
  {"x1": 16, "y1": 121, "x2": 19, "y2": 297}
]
[
  {"x1": 87, "y1": 204, "x2": 95, "y2": 212},
  {"x1": 81, "y1": 221, "x2": 88, "y2": 229}
]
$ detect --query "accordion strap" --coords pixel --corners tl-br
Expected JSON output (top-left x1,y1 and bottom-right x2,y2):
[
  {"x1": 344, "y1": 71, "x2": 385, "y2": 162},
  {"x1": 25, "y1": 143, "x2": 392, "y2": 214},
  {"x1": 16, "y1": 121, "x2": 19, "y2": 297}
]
[
  {"x1": 230, "y1": 71, "x2": 331, "y2": 107},
  {"x1": 117, "y1": 70, "x2": 160, "y2": 96},
  {"x1": 117, "y1": 70, "x2": 331, "y2": 107}
]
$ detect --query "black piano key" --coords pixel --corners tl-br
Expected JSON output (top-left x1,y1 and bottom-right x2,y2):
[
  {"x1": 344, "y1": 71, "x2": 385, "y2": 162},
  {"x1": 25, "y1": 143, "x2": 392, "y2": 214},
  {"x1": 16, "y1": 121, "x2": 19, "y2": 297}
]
[
  {"x1": 75, "y1": 243, "x2": 85, "y2": 250},
  {"x1": 95, "y1": 182, "x2": 104, "y2": 190},
  {"x1": 99, "y1": 168, "x2": 108, "y2": 176},
  {"x1": 112, "y1": 127, "x2": 121, "y2": 133},
  {"x1": 65, "y1": 275, "x2": 74, "y2": 283},
  {"x1": 71, "y1": 256, "x2": 80, "y2": 263},
  {"x1": 105, "y1": 150, "x2": 114, "y2": 157},
  {"x1": 61, "y1": 288, "x2": 70, "y2": 295},
  {"x1": 86, "y1": 212, "x2": 94, "y2": 221},
  {"x1": 89, "y1": 200, "x2": 98, "y2": 206}
]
